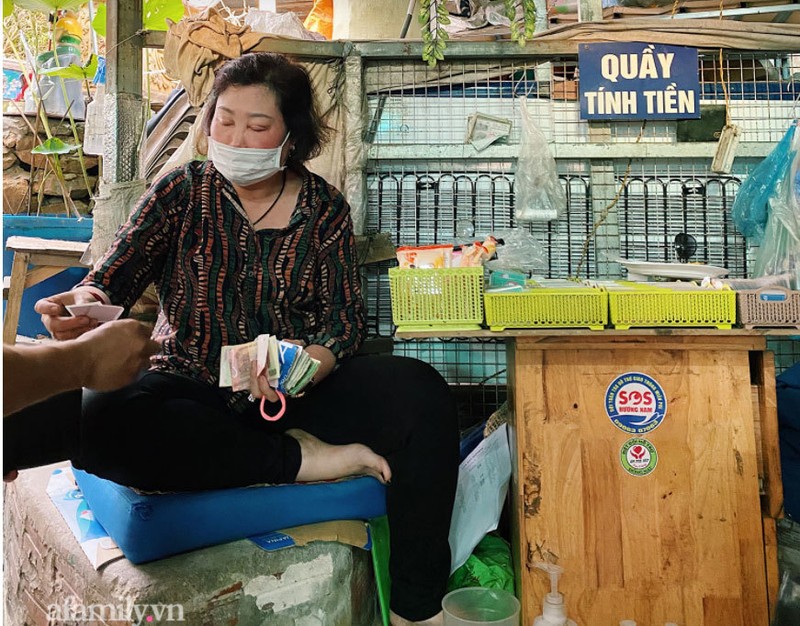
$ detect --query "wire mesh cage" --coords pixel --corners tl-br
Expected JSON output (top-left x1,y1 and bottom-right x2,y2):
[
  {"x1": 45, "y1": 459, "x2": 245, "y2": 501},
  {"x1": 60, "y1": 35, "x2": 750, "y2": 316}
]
[{"x1": 358, "y1": 49, "x2": 800, "y2": 421}]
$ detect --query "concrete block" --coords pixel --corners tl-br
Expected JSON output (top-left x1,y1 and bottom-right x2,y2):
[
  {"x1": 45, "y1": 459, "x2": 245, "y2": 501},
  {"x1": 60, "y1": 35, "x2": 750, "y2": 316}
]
[{"x1": 5, "y1": 464, "x2": 380, "y2": 625}]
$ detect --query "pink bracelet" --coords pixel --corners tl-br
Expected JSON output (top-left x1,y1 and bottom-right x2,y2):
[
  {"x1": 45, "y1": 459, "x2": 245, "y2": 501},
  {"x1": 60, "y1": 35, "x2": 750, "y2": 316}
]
[{"x1": 260, "y1": 390, "x2": 286, "y2": 421}]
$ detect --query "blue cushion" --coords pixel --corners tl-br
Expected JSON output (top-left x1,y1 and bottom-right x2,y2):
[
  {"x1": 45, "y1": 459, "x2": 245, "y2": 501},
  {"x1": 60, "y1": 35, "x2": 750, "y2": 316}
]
[{"x1": 73, "y1": 469, "x2": 387, "y2": 564}]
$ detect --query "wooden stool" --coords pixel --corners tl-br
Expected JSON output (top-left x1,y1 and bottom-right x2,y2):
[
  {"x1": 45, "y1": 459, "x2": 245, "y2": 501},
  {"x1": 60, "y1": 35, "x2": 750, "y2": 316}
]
[{"x1": 3, "y1": 236, "x2": 90, "y2": 344}]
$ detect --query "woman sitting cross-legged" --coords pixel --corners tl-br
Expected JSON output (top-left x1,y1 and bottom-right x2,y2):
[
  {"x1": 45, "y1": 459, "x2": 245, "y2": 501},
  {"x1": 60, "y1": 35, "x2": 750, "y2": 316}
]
[{"x1": 4, "y1": 52, "x2": 459, "y2": 626}]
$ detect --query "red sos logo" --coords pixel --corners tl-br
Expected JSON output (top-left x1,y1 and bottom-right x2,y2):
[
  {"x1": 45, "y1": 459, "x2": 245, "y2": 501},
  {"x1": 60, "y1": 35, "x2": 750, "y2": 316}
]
[
  {"x1": 606, "y1": 372, "x2": 667, "y2": 434},
  {"x1": 617, "y1": 389, "x2": 654, "y2": 407}
]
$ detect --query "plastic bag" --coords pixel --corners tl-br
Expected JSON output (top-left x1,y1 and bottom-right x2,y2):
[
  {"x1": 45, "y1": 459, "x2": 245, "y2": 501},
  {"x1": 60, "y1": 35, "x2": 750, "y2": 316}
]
[
  {"x1": 485, "y1": 228, "x2": 547, "y2": 276},
  {"x1": 303, "y1": 0, "x2": 333, "y2": 39},
  {"x1": 515, "y1": 97, "x2": 566, "y2": 222},
  {"x1": 447, "y1": 533, "x2": 515, "y2": 594},
  {"x1": 244, "y1": 10, "x2": 325, "y2": 40},
  {"x1": 732, "y1": 122, "x2": 797, "y2": 246},
  {"x1": 752, "y1": 122, "x2": 800, "y2": 288}
]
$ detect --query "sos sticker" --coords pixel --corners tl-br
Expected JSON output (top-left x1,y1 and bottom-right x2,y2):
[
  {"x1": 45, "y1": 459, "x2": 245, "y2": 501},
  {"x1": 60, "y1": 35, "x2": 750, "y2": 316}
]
[
  {"x1": 620, "y1": 438, "x2": 658, "y2": 477},
  {"x1": 605, "y1": 372, "x2": 666, "y2": 434}
]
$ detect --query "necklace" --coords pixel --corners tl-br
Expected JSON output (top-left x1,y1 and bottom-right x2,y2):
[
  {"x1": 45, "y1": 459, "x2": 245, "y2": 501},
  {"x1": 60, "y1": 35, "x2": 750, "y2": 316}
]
[{"x1": 252, "y1": 169, "x2": 287, "y2": 227}]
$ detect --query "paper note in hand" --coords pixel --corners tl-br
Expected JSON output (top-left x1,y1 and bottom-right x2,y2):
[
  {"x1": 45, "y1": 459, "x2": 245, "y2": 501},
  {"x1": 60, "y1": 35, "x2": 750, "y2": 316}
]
[
  {"x1": 277, "y1": 340, "x2": 301, "y2": 394},
  {"x1": 222, "y1": 340, "x2": 258, "y2": 392},
  {"x1": 267, "y1": 335, "x2": 280, "y2": 387},
  {"x1": 256, "y1": 335, "x2": 270, "y2": 379},
  {"x1": 219, "y1": 345, "x2": 233, "y2": 387},
  {"x1": 280, "y1": 344, "x2": 320, "y2": 396},
  {"x1": 220, "y1": 336, "x2": 319, "y2": 397},
  {"x1": 288, "y1": 354, "x2": 320, "y2": 395}
]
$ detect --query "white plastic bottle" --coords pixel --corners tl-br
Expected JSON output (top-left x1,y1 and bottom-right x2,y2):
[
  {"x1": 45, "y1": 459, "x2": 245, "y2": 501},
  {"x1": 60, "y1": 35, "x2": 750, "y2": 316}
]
[
  {"x1": 532, "y1": 562, "x2": 577, "y2": 626},
  {"x1": 83, "y1": 58, "x2": 106, "y2": 156}
]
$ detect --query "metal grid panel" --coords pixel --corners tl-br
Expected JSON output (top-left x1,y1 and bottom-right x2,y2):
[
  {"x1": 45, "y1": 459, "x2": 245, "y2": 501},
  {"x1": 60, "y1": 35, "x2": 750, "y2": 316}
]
[
  {"x1": 392, "y1": 338, "x2": 508, "y2": 426},
  {"x1": 617, "y1": 159, "x2": 750, "y2": 277},
  {"x1": 360, "y1": 51, "x2": 800, "y2": 412},
  {"x1": 768, "y1": 338, "x2": 800, "y2": 375},
  {"x1": 364, "y1": 57, "x2": 549, "y2": 145},
  {"x1": 365, "y1": 160, "x2": 593, "y2": 278},
  {"x1": 365, "y1": 53, "x2": 799, "y2": 146}
]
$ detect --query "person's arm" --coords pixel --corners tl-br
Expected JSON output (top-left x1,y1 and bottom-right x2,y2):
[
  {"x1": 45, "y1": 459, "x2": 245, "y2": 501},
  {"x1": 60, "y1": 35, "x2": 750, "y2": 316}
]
[
  {"x1": 303, "y1": 191, "x2": 367, "y2": 385},
  {"x1": 3, "y1": 319, "x2": 161, "y2": 416},
  {"x1": 35, "y1": 169, "x2": 186, "y2": 340},
  {"x1": 81, "y1": 171, "x2": 184, "y2": 311}
]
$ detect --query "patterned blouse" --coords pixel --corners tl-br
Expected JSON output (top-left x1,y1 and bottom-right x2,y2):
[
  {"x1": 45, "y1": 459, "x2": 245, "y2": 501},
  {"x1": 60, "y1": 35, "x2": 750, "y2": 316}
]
[{"x1": 82, "y1": 160, "x2": 366, "y2": 408}]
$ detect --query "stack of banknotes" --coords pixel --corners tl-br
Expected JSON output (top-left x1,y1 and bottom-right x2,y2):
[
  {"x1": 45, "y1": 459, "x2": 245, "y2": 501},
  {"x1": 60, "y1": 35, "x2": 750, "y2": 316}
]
[{"x1": 219, "y1": 335, "x2": 320, "y2": 396}]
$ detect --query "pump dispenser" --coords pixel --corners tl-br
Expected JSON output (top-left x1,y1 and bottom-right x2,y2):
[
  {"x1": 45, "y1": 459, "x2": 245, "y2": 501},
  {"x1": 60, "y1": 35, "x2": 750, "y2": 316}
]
[{"x1": 532, "y1": 562, "x2": 577, "y2": 626}]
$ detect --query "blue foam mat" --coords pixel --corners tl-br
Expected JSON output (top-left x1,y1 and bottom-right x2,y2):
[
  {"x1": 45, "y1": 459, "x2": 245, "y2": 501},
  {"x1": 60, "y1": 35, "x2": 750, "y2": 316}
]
[{"x1": 73, "y1": 469, "x2": 387, "y2": 564}]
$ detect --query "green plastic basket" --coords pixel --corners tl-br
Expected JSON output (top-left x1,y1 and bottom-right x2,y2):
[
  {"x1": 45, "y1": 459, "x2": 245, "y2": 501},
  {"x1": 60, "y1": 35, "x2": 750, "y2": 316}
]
[
  {"x1": 484, "y1": 281, "x2": 608, "y2": 331},
  {"x1": 607, "y1": 281, "x2": 736, "y2": 330},
  {"x1": 388, "y1": 266, "x2": 484, "y2": 332}
]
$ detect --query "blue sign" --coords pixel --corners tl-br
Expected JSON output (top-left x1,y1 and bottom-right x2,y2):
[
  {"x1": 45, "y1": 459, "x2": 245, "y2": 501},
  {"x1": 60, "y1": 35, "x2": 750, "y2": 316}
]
[
  {"x1": 605, "y1": 372, "x2": 667, "y2": 435},
  {"x1": 578, "y1": 43, "x2": 700, "y2": 121}
]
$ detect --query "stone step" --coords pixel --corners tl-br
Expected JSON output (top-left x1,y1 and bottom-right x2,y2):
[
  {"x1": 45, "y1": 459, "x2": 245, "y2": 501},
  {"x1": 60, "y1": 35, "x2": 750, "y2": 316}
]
[{"x1": 4, "y1": 463, "x2": 381, "y2": 625}]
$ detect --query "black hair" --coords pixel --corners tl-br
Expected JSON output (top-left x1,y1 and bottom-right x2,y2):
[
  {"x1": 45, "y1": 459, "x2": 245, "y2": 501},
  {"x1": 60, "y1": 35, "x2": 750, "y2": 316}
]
[{"x1": 202, "y1": 53, "x2": 329, "y2": 164}]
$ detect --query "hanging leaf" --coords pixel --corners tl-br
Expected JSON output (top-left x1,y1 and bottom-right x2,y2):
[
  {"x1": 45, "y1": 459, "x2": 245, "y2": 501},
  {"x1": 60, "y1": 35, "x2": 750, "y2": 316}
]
[
  {"x1": 504, "y1": 0, "x2": 538, "y2": 46},
  {"x1": 142, "y1": 0, "x2": 184, "y2": 32},
  {"x1": 420, "y1": 0, "x2": 449, "y2": 68},
  {"x1": 91, "y1": 2, "x2": 105, "y2": 36},
  {"x1": 92, "y1": 0, "x2": 184, "y2": 38},
  {"x1": 3, "y1": 0, "x2": 13, "y2": 18},
  {"x1": 39, "y1": 54, "x2": 98, "y2": 80},
  {"x1": 31, "y1": 136, "x2": 80, "y2": 155},
  {"x1": 12, "y1": 0, "x2": 84, "y2": 12}
]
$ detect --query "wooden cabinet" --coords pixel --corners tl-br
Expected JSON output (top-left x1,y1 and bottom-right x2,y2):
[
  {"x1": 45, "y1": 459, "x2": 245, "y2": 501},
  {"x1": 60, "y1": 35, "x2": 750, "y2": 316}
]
[{"x1": 507, "y1": 334, "x2": 782, "y2": 626}]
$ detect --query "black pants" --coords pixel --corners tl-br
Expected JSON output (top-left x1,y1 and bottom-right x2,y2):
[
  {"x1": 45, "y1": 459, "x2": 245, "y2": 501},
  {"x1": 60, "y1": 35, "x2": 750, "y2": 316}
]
[{"x1": 4, "y1": 354, "x2": 459, "y2": 621}]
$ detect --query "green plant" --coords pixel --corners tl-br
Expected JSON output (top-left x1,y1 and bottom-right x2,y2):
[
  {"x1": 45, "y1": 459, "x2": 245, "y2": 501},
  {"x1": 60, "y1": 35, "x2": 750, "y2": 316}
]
[
  {"x1": 90, "y1": 0, "x2": 184, "y2": 37},
  {"x1": 419, "y1": 0, "x2": 450, "y2": 68},
  {"x1": 420, "y1": 0, "x2": 539, "y2": 67},
  {"x1": 5, "y1": 2, "x2": 95, "y2": 216},
  {"x1": 504, "y1": 0, "x2": 537, "y2": 45}
]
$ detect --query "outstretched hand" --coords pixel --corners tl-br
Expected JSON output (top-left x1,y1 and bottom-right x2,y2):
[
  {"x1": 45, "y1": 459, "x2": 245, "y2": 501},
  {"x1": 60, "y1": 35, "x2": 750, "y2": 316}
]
[
  {"x1": 35, "y1": 289, "x2": 99, "y2": 341},
  {"x1": 75, "y1": 319, "x2": 163, "y2": 391}
]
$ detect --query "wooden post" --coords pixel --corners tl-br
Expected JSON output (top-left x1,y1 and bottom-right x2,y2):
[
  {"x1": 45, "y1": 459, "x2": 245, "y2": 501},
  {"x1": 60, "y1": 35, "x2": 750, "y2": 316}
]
[
  {"x1": 104, "y1": 0, "x2": 143, "y2": 184},
  {"x1": 93, "y1": 0, "x2": 146, "y2": 257}
]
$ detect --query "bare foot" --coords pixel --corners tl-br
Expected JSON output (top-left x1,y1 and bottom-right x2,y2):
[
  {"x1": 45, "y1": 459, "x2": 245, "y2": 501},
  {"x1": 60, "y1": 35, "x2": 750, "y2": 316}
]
[
  {"x1": 390, "y1": 610, "x2": 443, "y2": 626},
  {"x1": 287, "y1": 429, "x2": 392, "y2": 484}
]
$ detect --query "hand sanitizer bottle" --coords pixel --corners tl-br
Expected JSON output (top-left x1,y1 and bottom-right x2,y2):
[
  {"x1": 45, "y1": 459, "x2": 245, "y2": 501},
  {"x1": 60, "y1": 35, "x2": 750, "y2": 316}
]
[{"x1": 532, "y1": 562, "x2": 577, "y2": 626}]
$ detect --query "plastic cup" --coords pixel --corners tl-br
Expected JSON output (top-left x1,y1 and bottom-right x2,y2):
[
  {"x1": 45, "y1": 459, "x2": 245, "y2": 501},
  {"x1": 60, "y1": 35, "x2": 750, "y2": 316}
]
[{"x1": 442, "y1": 587, "x2": 521, "y2": 625}]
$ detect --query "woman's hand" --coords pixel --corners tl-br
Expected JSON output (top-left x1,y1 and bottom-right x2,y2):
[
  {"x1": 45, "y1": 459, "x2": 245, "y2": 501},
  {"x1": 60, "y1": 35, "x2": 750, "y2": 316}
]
[
  {"x1": 34, "y1": 289, "x2": 100, "y2": 341},
  {"x1": 248, "y1": 361, "x2": 280, "y2": 403}
]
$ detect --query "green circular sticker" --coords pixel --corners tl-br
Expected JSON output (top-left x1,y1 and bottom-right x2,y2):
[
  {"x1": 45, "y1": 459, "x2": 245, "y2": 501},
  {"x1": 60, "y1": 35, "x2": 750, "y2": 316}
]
[{"x1": 620, "y1": 438, "x2": 658, "y2": 477}]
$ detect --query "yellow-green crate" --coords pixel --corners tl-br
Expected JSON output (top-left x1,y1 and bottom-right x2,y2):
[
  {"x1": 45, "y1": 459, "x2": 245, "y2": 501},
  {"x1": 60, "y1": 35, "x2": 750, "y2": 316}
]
[
  {"x1": 388, "y1": 266, "x2": 484, "y2": 332},
  {"x1": 484, "y1": 285, "x2": 608, "y2": 331},
  {"x1": 607, "y1": 282, "x2": 736, "y2": 330}
]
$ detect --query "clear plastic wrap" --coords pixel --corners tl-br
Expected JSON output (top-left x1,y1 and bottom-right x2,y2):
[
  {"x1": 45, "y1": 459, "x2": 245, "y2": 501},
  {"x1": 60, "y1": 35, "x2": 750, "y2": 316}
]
[
  {"x1": 515, "y1": 97, "x2": 566, "y2": 222},
  {"x1": 732, "y1": 122, "x2": 797, "y2": 245},
  {"x1": 752, "y1": 122, "x2": 799, "y2": 288},
  {"x1": 485, "y1": 228, "x2": 547, "y2": 276}
]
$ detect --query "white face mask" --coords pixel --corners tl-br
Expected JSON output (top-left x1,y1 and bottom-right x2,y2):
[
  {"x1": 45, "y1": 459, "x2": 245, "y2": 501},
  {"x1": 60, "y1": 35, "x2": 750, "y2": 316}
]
[{"x1": 207, "y1": 133, "x2": 290, "y2": 187}]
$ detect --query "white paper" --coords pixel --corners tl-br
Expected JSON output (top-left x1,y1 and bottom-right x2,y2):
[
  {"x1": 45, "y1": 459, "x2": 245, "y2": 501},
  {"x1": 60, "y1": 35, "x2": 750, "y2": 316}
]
[
  {"x1": 46, "y1": 466, "x2": 123, "y2": 569},
  {"x1": 448, "y1": 423, "x2": 512, "y2": 573}
]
